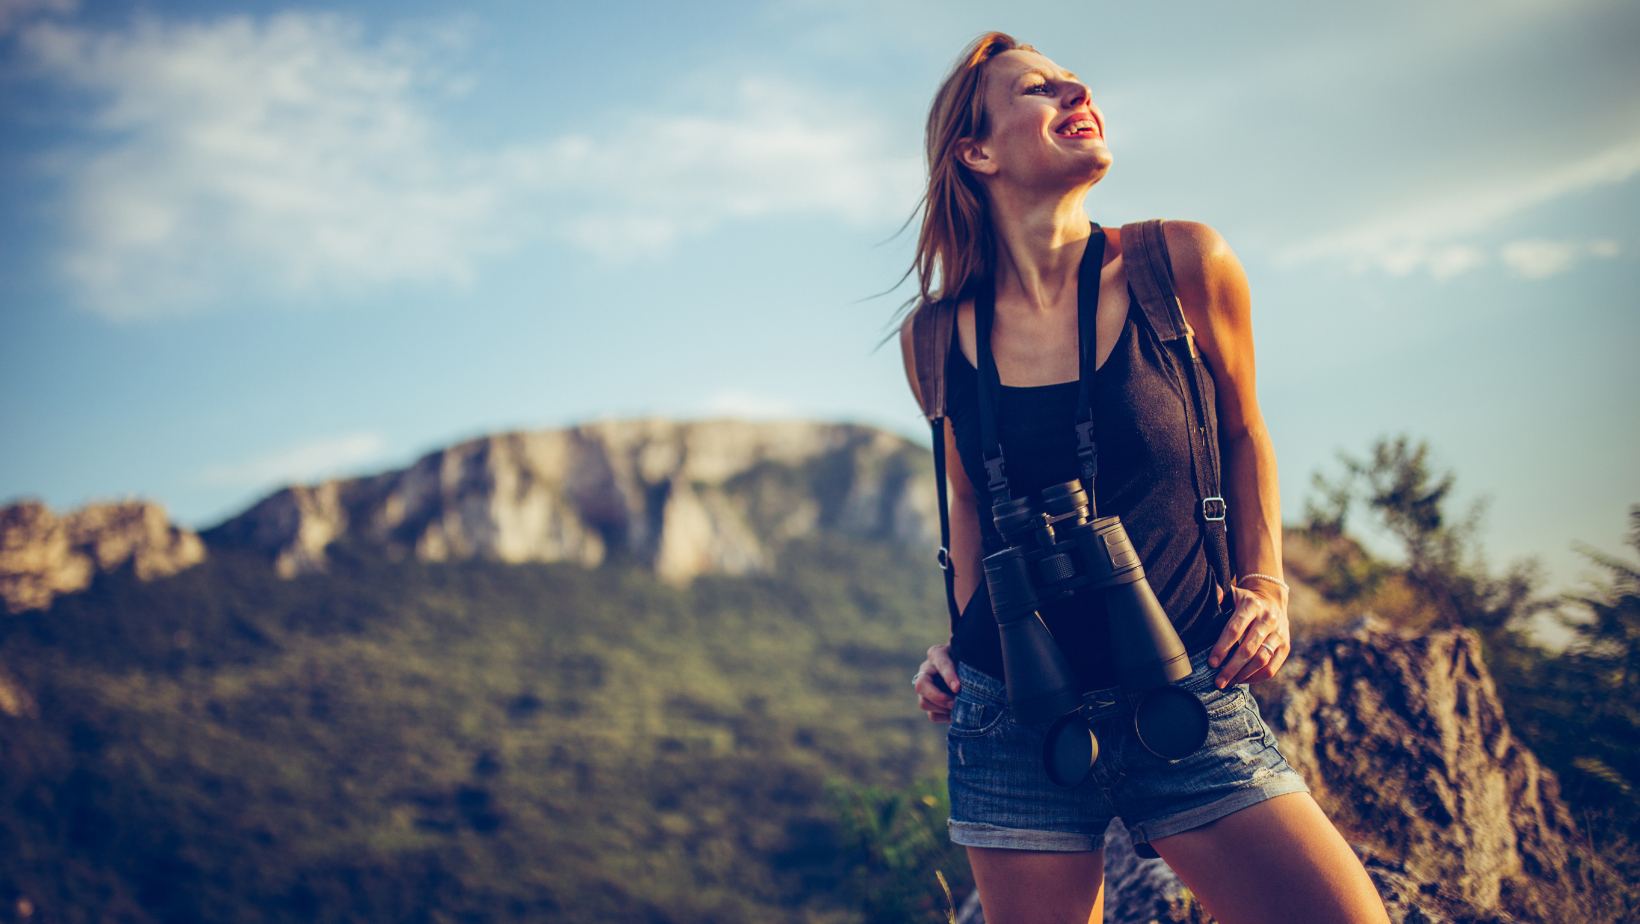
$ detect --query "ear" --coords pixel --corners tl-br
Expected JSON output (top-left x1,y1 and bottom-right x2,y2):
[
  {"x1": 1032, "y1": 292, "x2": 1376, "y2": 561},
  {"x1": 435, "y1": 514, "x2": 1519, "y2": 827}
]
[{"x1": 956, "y1": 137, "x2": 999, "y2": 177}]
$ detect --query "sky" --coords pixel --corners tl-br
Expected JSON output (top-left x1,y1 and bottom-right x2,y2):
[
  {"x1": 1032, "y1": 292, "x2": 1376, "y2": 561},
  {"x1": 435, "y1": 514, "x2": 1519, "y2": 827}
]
[{"x1": 1, "y1": 0, "x2": 1637, "y2": 601}]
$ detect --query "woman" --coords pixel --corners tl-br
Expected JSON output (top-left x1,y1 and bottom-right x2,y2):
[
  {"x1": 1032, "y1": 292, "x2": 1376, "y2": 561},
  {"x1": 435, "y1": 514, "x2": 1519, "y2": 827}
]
[{"x1": 899, "y1": 34, "x2": 1389, "y2": 924}]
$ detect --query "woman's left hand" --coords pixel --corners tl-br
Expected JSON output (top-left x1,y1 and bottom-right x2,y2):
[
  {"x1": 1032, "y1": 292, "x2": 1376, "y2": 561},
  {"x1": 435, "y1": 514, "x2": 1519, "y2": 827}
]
[{"x1": 1208, "y1": 583, "x2": 1289, "y2": 688}]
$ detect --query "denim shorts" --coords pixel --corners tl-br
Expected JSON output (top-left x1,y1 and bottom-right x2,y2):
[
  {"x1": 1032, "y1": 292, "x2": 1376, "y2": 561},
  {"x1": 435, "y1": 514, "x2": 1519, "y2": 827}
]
[{"x1": 946, "y1": 649, "x2": 1309, "y2": 854}]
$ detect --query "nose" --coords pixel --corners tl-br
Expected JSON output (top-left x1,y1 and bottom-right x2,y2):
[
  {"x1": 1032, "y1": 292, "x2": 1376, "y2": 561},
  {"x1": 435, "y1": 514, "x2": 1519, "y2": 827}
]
[{"x1": 1062, "y1": 79, "x2": 1090, "y2": 109}]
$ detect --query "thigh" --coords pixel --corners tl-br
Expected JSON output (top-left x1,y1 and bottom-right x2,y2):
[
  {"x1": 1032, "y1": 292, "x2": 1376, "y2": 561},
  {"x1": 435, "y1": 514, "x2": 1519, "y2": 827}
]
[
  {"x1": 966, "y1": 846, "x2": 1105, "y2": 924},
  {"x1": 1152, "y1": 792, "x2": 1389, "y2": 924}
]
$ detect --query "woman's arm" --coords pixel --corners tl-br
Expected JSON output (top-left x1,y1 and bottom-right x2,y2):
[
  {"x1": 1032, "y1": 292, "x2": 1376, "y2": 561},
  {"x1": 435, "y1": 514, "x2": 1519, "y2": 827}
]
[
  {"x1": 899, "y1": 319, "x2": 984, "y2": 720},
  {"x1": 1162, "y1": 222, "x2": 1291, "y2": 689}
]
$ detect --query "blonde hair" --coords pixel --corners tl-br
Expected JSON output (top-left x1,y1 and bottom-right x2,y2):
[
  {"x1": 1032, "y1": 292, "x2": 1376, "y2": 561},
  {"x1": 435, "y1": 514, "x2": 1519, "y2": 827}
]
[{"x1": 909, "y1": 32, "x2": 1033, "y2": 310}]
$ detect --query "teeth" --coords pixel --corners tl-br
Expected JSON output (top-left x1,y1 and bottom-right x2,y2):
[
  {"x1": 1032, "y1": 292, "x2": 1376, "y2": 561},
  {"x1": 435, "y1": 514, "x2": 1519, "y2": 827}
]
[{"x1": 1060, "y1": 120, "x2": 1096, "y2": 135}]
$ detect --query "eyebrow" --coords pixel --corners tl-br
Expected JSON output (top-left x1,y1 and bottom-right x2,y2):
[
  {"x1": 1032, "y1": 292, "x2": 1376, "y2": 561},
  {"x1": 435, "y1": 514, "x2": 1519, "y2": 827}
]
[{"x1": 1016, "y1": 68, "x2": 1079, "y2": 85}]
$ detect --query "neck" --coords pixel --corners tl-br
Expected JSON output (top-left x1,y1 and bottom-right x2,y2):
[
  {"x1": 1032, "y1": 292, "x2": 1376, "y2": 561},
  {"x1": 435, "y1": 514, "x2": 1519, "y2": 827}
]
[{"x1": 986, "y1": 183, "x2": 1096, "y2": 313}]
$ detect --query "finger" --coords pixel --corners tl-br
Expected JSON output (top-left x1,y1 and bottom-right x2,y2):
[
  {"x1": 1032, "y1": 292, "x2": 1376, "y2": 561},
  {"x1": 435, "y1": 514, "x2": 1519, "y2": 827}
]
[
  {"x1": 1211, "y1": 608, "x2": 1266, "y2": 681},
  {"x1": 1208, "y1": 595, "x2": 1261, "y2": 668},
  {"x1": 919, "y1": 696, "x2": 951, "y2": 721},
  {"x1": 1226, "y1": 630, "x2": 1285, "y2": 686},
  {"x1": 1236, "y1": 640, "x2": 1287, "y2": 685},
  {"x1": 928, "y1": 645, "x2": 961, "y2": 693},
  {"x1": 913, "y1": 669, "x2": 955, "y2": 710},
  {"x1": 1228, "y1": 644, "x2": 1275, "y2": 686},
  {"x1": 1215, "y1": 616, "x2": 1277, "y2": 688},
  {"x1": 1239, "y1": 647, "x2": 1285, "y2": 686}
]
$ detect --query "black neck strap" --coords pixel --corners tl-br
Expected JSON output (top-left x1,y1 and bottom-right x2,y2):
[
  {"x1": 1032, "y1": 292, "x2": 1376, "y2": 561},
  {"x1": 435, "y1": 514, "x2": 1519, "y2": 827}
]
[{"x1": 975, "y1": 224, "x2": 1106, "y2": 508}]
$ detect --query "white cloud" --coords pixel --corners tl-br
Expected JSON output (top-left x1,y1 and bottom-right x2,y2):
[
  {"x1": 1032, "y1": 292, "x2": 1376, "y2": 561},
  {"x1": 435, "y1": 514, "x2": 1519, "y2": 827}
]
[
  {"x1": 22, "y1": 13, "x2": 919, "y2": 317},
  {"x1": 202, "y1": 432, "x2": 387, "y2": 487},
  {"x1": 1500, "y1": 238, "x2": 1622, "y2": 279},
  {"x1": 701, "y1": 389, "x2": 800, "y2": 420},
  {"x1": 27, "y1": 14, "x2": 506, "y2": 319},
  {"x1": 1281, "y1": 133, "x2": 1640, "y2": 280},
  {"x1": 501, "y1": 79, "x2": 921, "y2": 260},
  {"x1": 1426, "y1": 246, "x2": 1488, "y2": 281}
]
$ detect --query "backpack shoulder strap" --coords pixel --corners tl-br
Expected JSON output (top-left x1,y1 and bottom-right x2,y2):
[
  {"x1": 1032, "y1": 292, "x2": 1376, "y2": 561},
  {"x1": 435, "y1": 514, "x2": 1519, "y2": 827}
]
[
  {"x1": 903, "y1": 298, "x2": 958, "y2": 420},
  {"x1": 1120, "y1": 220, "x2": 1238, "y2": 617},
  {"x1": 1121, "y1": 219, "x2": 1188, "y2": 342},
  {"x1": 901, "y1": 299, "x2": 962, "y2": 634}
]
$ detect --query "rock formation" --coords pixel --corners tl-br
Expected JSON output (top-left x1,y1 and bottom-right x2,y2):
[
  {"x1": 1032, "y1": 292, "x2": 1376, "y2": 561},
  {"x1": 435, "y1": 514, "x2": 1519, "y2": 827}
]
[
  {"x1": 0, "y1": 500, "x2": 205, "y2": 614},
  {"x1": 205, "y1": 419, "x2": 937, "y2": 583}
]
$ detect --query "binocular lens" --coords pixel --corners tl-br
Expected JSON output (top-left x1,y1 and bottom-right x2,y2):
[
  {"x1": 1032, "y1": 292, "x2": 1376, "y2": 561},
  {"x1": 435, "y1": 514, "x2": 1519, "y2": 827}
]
[
  {"x1": 1133, "y1": 686, "x2": 1210, "y2": 760},
  {"x1": 992, "y1": 497, "x2": 1038, "y2": 541},
  {"x1": 1040, "y1": 480, "x2": 1090, "y2": 518},
  {"x1": 1043, "y1": 713, "x2": 1097, "y2": 787}
]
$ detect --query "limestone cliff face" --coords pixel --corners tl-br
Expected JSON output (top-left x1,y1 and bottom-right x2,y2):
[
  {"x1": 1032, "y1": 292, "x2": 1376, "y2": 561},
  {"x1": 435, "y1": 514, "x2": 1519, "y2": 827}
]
[
  {"x1": 0, "y1": 500, "x2": 206, "y2": 614},
  {"x1": 205, "y1": 420, "x2": 937, "y2": 583}
]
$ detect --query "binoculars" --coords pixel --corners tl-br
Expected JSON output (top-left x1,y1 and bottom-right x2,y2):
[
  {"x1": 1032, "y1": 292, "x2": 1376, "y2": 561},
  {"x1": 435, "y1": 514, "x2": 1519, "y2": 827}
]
[{"x1": 982, "y1": 479, "x2": 1210, "y2": 786}]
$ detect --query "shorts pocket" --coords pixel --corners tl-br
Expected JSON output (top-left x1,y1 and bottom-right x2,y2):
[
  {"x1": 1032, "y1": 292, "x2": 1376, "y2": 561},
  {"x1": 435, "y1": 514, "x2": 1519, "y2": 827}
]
[
  {"x1": 1198, "y1": 685, "x2": 1262, "y2": 745},
  {"x1": 947, "y1": 693, "x2": 1007, "y2": 738},
  {"x1": 1199, "y1": 683, "x2": 1248, "y2": 719}
]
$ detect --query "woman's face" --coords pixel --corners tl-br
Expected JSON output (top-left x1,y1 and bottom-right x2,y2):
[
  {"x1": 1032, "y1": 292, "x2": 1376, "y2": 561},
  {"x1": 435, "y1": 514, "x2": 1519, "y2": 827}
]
[{"x1": 966, "y1": 49, "x2": 1111, "y2": 192}]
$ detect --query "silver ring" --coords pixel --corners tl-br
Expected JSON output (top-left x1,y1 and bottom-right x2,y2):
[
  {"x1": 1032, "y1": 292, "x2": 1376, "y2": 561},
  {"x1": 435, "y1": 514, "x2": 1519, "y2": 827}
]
[
  {"x1": 912, "y1": 671, "x2": 925, "y2": 685},
  {"x1": 1260, "y1": 641, "x2": 1278, "y2": 655}
]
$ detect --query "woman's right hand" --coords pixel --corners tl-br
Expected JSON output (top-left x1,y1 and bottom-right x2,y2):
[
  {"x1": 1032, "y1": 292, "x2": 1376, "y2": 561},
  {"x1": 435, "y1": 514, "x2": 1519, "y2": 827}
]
[{"x1": 913, "y1": 643, "x2": 962, "y2": 723}]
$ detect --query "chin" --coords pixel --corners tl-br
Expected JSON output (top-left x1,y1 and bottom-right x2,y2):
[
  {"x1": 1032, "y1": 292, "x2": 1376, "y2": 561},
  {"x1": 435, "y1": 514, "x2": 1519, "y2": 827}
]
[
  {"x1": 1075, "y1": 147, "x2": 1114, "y2": 186},
  {"x1": 1089, "y1": 142, "x2": 1114, "y2": 172}
]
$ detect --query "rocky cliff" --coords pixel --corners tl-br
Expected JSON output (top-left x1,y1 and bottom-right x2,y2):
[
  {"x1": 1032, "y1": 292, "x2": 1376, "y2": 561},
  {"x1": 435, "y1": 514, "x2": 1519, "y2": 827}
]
[
  {"x1": 205, "y1": 419, "x2": 937, "y2": 583},
  {"x1": 0, "y1": 500, "x2": 205, "y2": 614}
]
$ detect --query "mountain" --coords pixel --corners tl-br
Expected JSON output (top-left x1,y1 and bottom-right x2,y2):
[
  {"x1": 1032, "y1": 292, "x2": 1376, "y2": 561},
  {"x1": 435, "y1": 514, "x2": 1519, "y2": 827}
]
[
  {"x1": 0, "y1": 419, "x2": 935, "y2": 611},
  {"x1": 205, "y1": 420, "x2": 937, "y2": 583},
  {"x1": 0, "y1": 500, "x2": 205, "y2": 614}
]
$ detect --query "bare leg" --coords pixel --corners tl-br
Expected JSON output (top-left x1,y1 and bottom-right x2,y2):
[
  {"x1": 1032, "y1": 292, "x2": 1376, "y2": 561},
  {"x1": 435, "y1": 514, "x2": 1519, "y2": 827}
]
[
  {"x1": 1152, "y1": 793, "x2": 1388, "y2": 924},
  {"x1": 965, "y1": 846, "x2": 1105, "y2": 924}
]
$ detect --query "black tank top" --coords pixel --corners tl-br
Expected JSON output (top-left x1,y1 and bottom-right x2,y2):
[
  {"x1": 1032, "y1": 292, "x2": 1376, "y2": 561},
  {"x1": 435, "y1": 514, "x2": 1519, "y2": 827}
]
[{"x1": 946, "y1": 289, "x2": 1230, "y2": 691}]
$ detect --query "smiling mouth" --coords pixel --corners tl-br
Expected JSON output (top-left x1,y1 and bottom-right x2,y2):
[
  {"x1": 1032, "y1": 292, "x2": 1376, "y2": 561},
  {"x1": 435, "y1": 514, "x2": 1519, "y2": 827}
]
[{"x1": 1056, "y1": 119, "x2": 1100, "y2": 137}]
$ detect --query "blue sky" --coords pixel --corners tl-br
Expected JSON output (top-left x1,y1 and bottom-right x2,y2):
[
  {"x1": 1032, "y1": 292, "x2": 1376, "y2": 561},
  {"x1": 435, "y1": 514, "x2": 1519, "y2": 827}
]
[{"x1": 2, "y1": 0, "x2": 1637, "y2": 597}]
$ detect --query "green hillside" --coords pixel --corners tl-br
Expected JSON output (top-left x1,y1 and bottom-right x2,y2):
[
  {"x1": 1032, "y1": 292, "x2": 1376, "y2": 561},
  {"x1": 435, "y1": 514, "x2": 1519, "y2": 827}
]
[{"x1": 0, "y1": 537, "x2": 959, "y2": 924}]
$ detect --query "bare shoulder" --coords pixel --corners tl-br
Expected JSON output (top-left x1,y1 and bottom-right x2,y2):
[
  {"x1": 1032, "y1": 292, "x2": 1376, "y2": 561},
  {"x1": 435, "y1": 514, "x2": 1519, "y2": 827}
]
[
  {"x1": 1160, "y1": 220, "x2": 1249, "y2": 323},
  {"x1": 1161, "y1": 221, "x2": 1240, "y2": 282}
]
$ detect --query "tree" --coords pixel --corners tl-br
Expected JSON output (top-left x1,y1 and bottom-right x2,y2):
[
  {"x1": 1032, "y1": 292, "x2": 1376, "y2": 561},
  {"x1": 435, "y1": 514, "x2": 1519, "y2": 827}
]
[
  {"x1": 1544, "y1": 507, "x2": 1640, "y2": 836},
  {"x1": 1303, "y1": 436, "x2": 1549, "y2": 647}
]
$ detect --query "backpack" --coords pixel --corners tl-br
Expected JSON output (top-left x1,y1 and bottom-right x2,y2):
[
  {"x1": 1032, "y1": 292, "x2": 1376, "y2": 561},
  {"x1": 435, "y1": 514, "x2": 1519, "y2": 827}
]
[{"x1": 900, "y1": 219, "x2": 1235, "y2": 634}]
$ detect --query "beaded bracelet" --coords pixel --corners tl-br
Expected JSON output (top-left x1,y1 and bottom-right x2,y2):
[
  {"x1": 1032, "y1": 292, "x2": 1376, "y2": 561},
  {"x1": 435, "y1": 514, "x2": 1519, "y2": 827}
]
[{"x1": 1237, "y1": 572, "x2": 1290, "y2": 592}]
